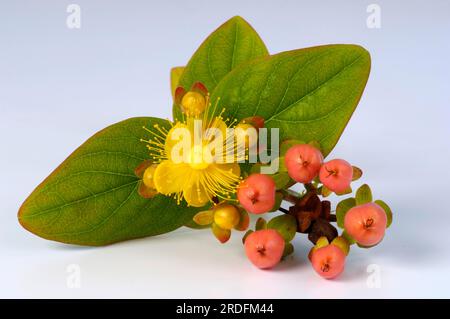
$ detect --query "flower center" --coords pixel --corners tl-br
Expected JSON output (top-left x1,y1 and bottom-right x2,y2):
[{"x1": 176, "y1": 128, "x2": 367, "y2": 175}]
[{"x1": 189, "y1": 145, "x2": 210, "y2": 170}]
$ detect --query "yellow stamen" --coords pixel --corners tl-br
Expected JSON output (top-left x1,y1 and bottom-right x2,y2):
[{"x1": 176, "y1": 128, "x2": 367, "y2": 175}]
[{"x1": 141, "y1": 94, "x2": 246, "y2": 207}]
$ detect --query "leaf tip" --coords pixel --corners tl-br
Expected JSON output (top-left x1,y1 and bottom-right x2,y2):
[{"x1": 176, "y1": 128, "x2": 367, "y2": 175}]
[{"x1": 229, "y1": 15, "x2": 246, "y2": 24}]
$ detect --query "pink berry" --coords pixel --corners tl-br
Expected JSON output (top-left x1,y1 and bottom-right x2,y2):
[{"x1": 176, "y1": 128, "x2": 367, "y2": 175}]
[
  {"x1": 310, "y1": 244, "x2": 346, "y2": 279},
  {"x1": 244, "y1": 229, "x2": 285, "y2": 269},
  {"x1": 237, "y1": 174, "x2": 276, "y2": 214},
  {"x1": 319, "y1": 159, "x2": 353, "y2": 193},
  {"x1": 285, "y1": 144, "x2": 323, "y2": 183},
  {"x1": 344, "y1": 203, "x2": 387, "y2": 247}
]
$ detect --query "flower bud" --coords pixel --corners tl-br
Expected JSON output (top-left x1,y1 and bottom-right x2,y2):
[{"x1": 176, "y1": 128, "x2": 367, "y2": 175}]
[
  {"x1": 213, "y1": 203, "x2": 240, "y2": 230},
  {"x1": 181, "y1": 91, "x2": 206, "y2": 116}
]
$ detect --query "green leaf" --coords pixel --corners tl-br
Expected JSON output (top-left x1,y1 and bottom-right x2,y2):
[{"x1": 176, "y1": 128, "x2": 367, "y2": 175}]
[
  {"x1": 267, "y1": 214, "x2": 297, "y2": 242},
  {"x1": 308, "y1": 140, "x2": 322, "y2": 151},
  {"x1": 321, "y1": 186, "x2": 332, "y2": 198},
  {"x1": 355, "y1": 184, "x2": 373, "y2": 205},
  {"x1": 316, "y1": 236, "x2": 329, "y2": 248},
  {"x1": 173, "y1": 16, "x2": 269, "y2": 119},
  {"x1": 251, "y1": 158, "x2": 287, "y2": 175},
  {"x1": 282, "y1": 242, "x2": 294, "y2": 258},
  {"x1": 272, "y1": 172, "x2": 291, "y2": 190},
  {"x1": 352, "y1": 166, "x2": 363, "y2": 181},
  {"x1": 210, "y1": 44, "x2": 371, "y2": 157},
  {"x1": 269, "y1": 192, "x2": 284, "y2": 212},
  {"x1": 278, "y1": 157, "x2": 288, "y2": 172},
  {"x1": 336, "y1": 197, "x2": 356, "y2": 228},
  {"x1": 331, "y1": 236, "x2": 350, "y2": 255},
  {"x1": 170, "y1": 66, "x2": 184, "y2": 98},
  {"x1": 267, "y1": 157, "x2": 287, "y2": 173},
  {"x1": 18, "y1": 117, "x2": 199, "y2": 246},
  {"x1": 242, "y1": 229, "x2": 253, "y2": 244},
  {"x1": 342, "y1": 230, "x2": 356, "y2": 245},
  {"x1": 375, "y1": 199, "x2": 393, "y2": 228},
  {"x1": 335, "y1": 186, "x2": 352, "y2": 196},
  {"x1": 255, "y1": 217, "x2": 267, "y2": 231},
  {"x1": 309, "y1": 236, "x2": 329, "y2": 258}
]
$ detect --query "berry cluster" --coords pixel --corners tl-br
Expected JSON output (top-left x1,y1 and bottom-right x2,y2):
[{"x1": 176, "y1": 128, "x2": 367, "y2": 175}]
[{"x1": 193, "y1": 141, "x2": 393, "y2": 279}]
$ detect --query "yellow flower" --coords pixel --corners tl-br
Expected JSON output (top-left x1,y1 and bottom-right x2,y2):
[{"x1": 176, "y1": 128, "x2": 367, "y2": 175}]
[{"x1": 140, "y1": 87, "x2": 242, "y2": 207}]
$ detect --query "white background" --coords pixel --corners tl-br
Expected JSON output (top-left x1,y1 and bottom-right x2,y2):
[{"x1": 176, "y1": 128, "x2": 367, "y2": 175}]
[{"x1": 1, "y1": 0, "x2": 450, "y2": 298}]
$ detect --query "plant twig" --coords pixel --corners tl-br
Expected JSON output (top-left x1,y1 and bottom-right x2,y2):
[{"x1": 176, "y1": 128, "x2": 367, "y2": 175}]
[{"x1": 280, "y1": 189, "x2": 302, "y2": 204}]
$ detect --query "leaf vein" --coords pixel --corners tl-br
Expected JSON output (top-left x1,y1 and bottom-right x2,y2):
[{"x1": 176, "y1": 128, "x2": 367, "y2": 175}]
[
  {"x1": 23, "y1": 180, "x2": 139, "y2": 218},
  {"x1": 266, "y1": 53, "x2": 365, "y2": 122}
]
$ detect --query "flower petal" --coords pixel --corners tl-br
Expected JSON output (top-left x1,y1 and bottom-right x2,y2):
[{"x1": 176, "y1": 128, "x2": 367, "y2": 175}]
[
  {"x1": 134, "y1": 160, "x2": 154, "y2": 178},
  {"x1": 190, "y1": 82, "x2": 208, "y2": 96},
  {"x1": 234, "y1": 208, "x2": 250, "y2": 231},
  {"x1": 138, "y1": 181, "x2": 158, "y2": 199},
  {"x1": 153, "y1": 161, "x2": 188, "y2": 195},
  {"x1": 212, "y1": 223, "x2": 231, "y2": 243},
  {"x1": 212, "y1": 162, "x2": 241, "y2": 178},
  {"x1": 193, "y1": 210, "x2": 214, "y2": 226},
  {"x1": 174, "y1": 86, "x2": 186, "y2": 105},
  {"x1": 183, "y1": 170, "x2": 211, "y2": 207}
]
